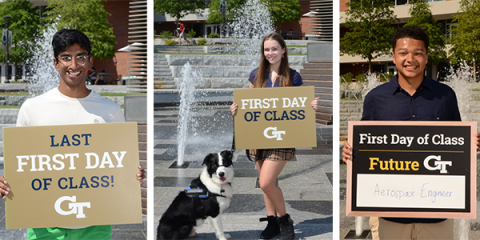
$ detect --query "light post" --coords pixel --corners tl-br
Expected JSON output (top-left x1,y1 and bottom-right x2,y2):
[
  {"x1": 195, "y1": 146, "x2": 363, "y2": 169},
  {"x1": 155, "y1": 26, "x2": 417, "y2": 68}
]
[
  {"x1": 220, "y1": 0, "x2": 226, "y2": 38},
  {"x1": 4, "y1": 15, "x2": 11, "y2": 83}
]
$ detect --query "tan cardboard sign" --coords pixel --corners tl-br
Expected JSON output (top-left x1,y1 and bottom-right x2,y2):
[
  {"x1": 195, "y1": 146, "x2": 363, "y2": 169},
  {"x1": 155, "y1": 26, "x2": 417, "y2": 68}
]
[
  {"x1": 233, "y1": 86, "x2": 317, "y2": 149},
  {"x1": 3, "y1": 122, "x2": 142, "y2": 229}
]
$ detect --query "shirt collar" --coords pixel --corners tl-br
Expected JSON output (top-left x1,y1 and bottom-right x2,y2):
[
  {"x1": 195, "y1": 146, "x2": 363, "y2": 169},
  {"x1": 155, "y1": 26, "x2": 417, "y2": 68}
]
[{"x1": 390, "y1": 75, "x2": 433, "y2": 95}]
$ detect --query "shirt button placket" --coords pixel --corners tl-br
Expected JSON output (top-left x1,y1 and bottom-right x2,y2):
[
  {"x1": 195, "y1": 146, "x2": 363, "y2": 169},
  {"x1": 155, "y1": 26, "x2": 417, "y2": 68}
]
[{"x1": 411, "y1": 96, "x2": 416, "y2": 119}]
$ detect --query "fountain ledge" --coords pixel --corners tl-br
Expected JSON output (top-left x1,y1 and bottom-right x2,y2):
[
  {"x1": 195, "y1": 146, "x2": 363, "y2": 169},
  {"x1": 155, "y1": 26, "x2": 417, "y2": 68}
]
[{"x1": 154, "y1": 89, "x2": 234, "y2": 105}]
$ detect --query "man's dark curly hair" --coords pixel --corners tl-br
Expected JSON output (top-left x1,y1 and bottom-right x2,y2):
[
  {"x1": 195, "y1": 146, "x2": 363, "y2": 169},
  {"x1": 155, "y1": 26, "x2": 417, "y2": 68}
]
[
  {"x1": 52, "y1": 29, "x2": 91, "y2": 58},
  {"x1": 392, "y1": 25, "x2": 429, "y2": 53}
]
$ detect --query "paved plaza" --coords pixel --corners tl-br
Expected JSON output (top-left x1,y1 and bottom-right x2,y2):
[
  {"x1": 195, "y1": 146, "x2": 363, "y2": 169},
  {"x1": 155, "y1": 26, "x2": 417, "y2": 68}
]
[{"x1": 154, "y1": 104, "x2": 333, "y2": 239}]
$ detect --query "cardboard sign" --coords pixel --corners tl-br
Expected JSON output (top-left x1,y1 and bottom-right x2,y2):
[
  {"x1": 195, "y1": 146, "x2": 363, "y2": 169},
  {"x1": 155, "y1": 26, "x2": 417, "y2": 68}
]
[
  {"x1": 3, "y1": 122, "x2": 142, "y2": 229},
  {"x1": 233, "y1": 86, "x2": 316, "y2": 149},
  {"x1": 347, "y1": 121, "x2": 477, "y2": 219}
]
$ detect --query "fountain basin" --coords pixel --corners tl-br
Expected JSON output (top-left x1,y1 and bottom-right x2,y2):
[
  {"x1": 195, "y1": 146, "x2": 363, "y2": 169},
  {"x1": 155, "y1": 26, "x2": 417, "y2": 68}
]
[{"x1": 154, "y1": 89, "x2": 233, "y2": 107}]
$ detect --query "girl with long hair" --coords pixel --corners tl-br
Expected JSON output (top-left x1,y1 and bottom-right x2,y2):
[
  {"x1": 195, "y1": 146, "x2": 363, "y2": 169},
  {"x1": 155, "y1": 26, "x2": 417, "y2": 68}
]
[{"x1": 230, "y1": 32, "x2": 319, "y2": 240}]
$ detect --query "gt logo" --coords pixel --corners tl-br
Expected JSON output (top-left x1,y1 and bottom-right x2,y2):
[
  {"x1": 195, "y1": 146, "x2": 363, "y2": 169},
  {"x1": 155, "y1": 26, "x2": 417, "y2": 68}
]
[
  {"x1": 54, "y1": 196, "x2": 91, "y2": 218},
  {"x1": 264, "y1": 127, "x2": 286, "y2": 141},
  {"x1": 423, "y1": 155, "x2": 452, "y2": 174}
]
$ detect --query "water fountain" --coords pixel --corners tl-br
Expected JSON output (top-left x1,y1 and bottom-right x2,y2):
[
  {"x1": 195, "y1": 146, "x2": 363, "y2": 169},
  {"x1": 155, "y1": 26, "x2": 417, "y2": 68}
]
[
  {"x1": 446, "y1": 62, "x2": 474, "y2": 121},
  {"x1": 173, "y1": 0, "x2": 275, "y2": 166},
  {"x1": 445, "y1": 62, "x2": 474, "y2": 240},
  {"x1": 176, "y1": 62, "x2": 202, "y2": 166},
  {"x1": 227, "y1": 0, "x2": 274, "y2": 58},
  {"x1": 26, "y1": 25, "x2": 59, "y2": 96}
]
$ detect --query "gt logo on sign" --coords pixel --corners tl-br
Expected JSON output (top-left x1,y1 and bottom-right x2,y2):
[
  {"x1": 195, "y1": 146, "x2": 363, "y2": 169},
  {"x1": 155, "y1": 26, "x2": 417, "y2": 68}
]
[
  {"x1": 264, "y1": 127, "x2": 286, "y2": 140},
  {"x1": 423, "y1": 155, "x2": 452, "y2": 174},
  {"x1": 54, "y1": 196, "x2": 91, "y2": 218}
]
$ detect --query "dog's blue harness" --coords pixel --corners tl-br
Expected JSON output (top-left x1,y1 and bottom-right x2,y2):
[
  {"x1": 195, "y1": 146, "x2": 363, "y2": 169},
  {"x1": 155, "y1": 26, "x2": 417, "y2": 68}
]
[
  {"x1": 184, "y1": 179, "x2": 227, "y2": 217},
  {"x1": 185, "y1": 184, "x2": 209, "y2": 198}
]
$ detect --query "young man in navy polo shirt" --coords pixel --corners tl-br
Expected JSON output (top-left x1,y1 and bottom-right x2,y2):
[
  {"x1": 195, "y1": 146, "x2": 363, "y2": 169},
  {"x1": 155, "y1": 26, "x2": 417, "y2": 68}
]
[{"x1": 343, "y1": 26, "x2": 462, "y2": 239}]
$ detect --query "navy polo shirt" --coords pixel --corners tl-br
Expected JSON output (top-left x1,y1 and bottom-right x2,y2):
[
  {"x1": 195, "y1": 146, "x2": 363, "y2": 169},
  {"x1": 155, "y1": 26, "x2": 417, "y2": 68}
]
[
  {"x1": 248, "y1": 68, "x2": 303, "y2": 87},
  {"x1": 362, "y1": 75, "x2": 461, "y2": 121},
  {"x1": 362, "y1": 75, "x2": 461, "y2": 224}
]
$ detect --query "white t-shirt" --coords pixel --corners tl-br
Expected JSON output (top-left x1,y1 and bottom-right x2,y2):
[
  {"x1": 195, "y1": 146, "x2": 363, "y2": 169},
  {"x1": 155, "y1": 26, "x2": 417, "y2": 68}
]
[
  {"x1": 17, "y1": 87, "x2": 125, "y2": 126},
  {"x1": 16, "y1": 87, "x2": 125, "y2": 229}
]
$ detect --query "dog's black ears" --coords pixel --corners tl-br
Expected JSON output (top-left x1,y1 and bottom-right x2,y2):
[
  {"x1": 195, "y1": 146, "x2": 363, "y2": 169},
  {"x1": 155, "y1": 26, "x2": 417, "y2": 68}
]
[
  {"x1": 222, "y1": 150, "x2": 233, "y2": 159},
  {"x1": 202, "y1": 153, "x2": 214, "y2": 166}
]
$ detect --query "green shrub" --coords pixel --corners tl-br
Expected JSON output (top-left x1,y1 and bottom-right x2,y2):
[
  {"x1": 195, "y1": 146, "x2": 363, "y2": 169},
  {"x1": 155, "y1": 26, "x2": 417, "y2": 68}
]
[
  {"x1": 341, "y1": 72, "x2": 354, "y2": 83},
  {"x1": 379, "y1": 72, "x2": 394, "y2": 82},
  {"x1": 165, "y1": 39, "x2": 177, "y2": 46},
  {"x1": 208, "y1": 32, "x2": 219, "y2": 38},
  {"x1": 186, "y1": 29, "x2": 196, "y2": 39},
  {"x1": 159, "y1": 31, "x2": 173, "y2": 39},
  {"x1": 355, "y1": 74, "x2": 367, "y2": 83},
  {"x1": 197, "y1": 38, "x2": 207, "y2": 45}
]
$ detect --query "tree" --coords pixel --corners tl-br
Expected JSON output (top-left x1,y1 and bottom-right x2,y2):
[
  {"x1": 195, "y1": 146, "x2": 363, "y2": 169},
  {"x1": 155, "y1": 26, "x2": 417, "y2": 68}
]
[
  {"x1": 0, "y1": 0, "x2": 41, "y2": 65},
  {"x1": 46, "y1": 0, "x2": 117, "y2": 61},
  {"x1": 449, "y1": 0, "x2": 480, "y2": 80},
  {"x1": 340, "y1": 0, "x2": 397, "y2": 73},
  {"x1": 262, "y1": 0, "x2": 301, "y2": 27},
  {"x1": 154, "y1": 0, "x2": 205, "y2": 22},
  {"x1": 206, "y1": 0, "x2": 246, "y2": 24},
  {"x1": 404, "y1": 0, "x2": 446, "y2": 65}
]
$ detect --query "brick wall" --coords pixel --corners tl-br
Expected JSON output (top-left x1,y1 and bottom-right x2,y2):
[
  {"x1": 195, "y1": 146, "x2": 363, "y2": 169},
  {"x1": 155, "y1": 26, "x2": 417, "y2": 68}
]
[
  {"x1": 340, "y1": 0, "x2": 350, "y2": 12},
  {"x1": 280, "y1": 0, "x2": 312, "y2": 38},
  {"x1": 91, "y1": 0, "x2": 130, "y2": 84},
  {"x1": 137, "y1": 124, "x2": 147, "y2": 215}
]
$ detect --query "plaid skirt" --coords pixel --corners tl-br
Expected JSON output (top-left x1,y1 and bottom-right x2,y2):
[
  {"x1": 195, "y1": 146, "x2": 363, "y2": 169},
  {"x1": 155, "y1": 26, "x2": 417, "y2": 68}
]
[{"x1": 247, "y1": 148, "x2": 296, "y2": 161}]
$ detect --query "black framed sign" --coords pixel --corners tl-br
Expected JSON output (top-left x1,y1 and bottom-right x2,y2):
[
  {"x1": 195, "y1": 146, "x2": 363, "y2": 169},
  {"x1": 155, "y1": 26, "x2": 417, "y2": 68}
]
[{"x1": 347, "y1": 121, "x2": 476, "y2": 219}]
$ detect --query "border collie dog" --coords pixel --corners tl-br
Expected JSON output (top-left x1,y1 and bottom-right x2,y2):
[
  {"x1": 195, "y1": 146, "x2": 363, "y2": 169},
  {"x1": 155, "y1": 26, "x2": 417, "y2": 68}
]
[{"x1": 157, "y1": 150, "x2": 234, "y2": 240}]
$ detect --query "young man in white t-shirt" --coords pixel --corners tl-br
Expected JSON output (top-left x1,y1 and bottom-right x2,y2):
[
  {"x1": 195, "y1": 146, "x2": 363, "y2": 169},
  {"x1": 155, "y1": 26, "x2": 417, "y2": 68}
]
[{"x1": 0, "y1": 29, "x2": 144, "y2": 239}]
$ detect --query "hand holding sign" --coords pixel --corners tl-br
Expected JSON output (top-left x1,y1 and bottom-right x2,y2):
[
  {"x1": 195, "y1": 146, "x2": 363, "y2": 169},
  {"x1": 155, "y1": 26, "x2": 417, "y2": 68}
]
[
  {"x1": 342, "y1": 141, "x2": 352, "y2": 163},
  {"x1": 0, "y1": 176, "x2": 9, "y2": 200}
]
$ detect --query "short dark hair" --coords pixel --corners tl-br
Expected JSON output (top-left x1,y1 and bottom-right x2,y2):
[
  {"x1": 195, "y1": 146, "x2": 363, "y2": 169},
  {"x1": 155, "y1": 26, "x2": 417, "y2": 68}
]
[
  {"x1": 392, "y1": 25, "x2": 429, "y2": 53},
  {"x1": 52, "y1": 29, "x2": 92, "y2": 58}
]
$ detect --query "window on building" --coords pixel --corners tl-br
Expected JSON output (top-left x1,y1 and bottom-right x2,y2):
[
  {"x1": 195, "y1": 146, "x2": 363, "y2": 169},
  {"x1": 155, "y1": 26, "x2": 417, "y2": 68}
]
[
  {"x1": 15, "y1": 65, "x2": 23, "y2": 80},
  {"x1": 389, "y1": 0, "x2": 445, "y2": 6},
  {"x1": 445, "y1": 22, "x2": 457, "y2": 40},
  {"x1": 35, "y1": 5, "x2": 49, "y2": 18},
  {"x1": 389, "y1": 0, "x2": 407, "y2": 5}
]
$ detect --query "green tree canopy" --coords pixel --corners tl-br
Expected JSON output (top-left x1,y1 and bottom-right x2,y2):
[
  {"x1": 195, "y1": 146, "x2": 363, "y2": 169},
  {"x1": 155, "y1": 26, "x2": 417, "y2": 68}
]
[
  {"x1": 0, "y1": 0, "x2": 41, "y2": 65},
  {"x1": 262, "y1": 0, "x2": 301, "y2": 26},
  {"x1": 206, "y1": 0, "x2": 246, "y2": 24},
  {"x1": 404, "y1": 0, "x2": 446, "y2": 65},
  {"x1": 154, "y1": 0, "x2": 205, "y2": 22},
  {"x1": 449, "y1": 0, "x2": 480, "y2": 79},
  {"x1": 340, "y1": 0, "x2": 397, "y2": 73},
  {"x1": 46, "y1": 0, "x2": 117, "y2": 61}
]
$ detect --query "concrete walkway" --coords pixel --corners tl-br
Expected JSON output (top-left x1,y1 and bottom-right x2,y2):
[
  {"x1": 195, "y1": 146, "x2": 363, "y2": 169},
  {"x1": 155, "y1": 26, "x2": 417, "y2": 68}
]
[{"x1": 154, "y1": 104, "x2": 333, "y2": 239}]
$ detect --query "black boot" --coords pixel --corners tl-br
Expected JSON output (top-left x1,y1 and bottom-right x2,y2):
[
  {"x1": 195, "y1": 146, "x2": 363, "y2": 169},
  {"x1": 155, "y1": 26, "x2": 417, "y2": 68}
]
[
  {"x1": 278, "y1": 214, "x2": 294, "y2": 240},
  {"x1": 259, "y1": 215, "x2": 280, "y2": 239}
]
